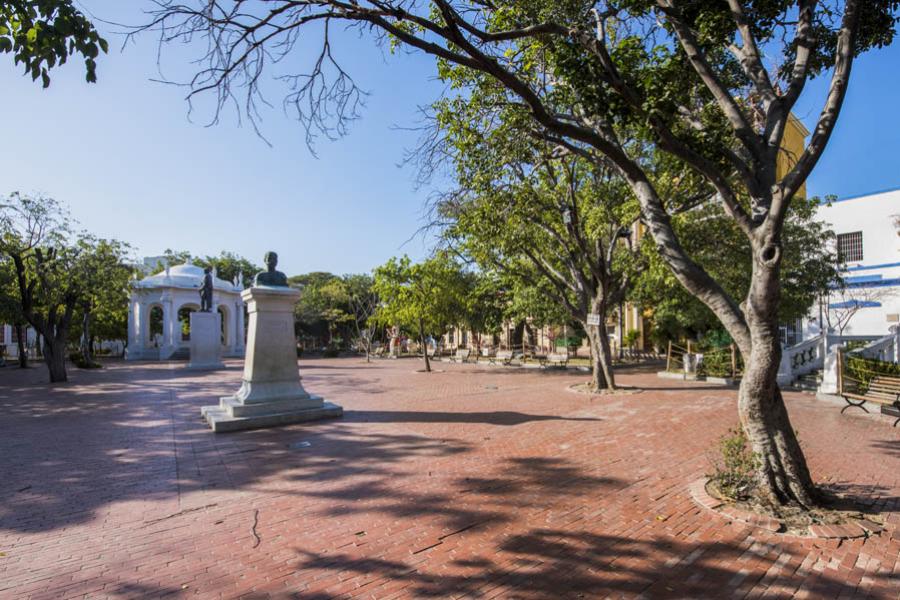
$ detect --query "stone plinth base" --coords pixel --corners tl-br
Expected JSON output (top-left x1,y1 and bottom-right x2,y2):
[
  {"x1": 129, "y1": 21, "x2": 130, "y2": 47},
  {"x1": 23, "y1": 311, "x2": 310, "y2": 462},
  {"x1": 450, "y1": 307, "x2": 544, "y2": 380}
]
[
  {"x1": 202, "y1": 285, "x2": 342, "y2": 432},
  {"x1": 188, "y1": 312, "x2": 224, "y2": 370},
  {"x1": 201, "y1": 398, "x2": 342, "y2": 432}
]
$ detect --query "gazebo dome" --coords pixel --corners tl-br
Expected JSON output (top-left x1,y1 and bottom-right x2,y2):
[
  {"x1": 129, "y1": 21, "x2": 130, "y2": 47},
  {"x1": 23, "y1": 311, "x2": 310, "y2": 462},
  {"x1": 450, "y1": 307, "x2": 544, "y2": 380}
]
[{"x1": 134, "y1": 262, "x2": 239, "y2": 291}]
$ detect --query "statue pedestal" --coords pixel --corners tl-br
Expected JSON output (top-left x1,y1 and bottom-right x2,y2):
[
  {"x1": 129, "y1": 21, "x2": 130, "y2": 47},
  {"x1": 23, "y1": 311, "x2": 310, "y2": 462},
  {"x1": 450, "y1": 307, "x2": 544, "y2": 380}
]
[
  {"x1": 201, "y1": 286, "x2": 342, "y2": 432},
  {"x1": 188, "y1": 312, "x2": 224, "y2": 370}
]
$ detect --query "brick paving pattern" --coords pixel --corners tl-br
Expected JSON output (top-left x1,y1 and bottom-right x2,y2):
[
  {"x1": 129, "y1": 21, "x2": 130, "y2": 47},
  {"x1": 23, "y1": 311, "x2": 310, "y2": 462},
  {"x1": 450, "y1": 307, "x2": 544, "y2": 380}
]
[{"x1": 0, "y1": 358, "x2": 899, "y2": 599}]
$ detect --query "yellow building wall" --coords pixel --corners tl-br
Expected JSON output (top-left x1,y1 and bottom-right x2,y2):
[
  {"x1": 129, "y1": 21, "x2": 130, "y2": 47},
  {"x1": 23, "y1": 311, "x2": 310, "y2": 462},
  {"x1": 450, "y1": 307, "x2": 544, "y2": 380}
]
[{"x1": 777, "y1": 114, "x2": 809, "y2": 198}]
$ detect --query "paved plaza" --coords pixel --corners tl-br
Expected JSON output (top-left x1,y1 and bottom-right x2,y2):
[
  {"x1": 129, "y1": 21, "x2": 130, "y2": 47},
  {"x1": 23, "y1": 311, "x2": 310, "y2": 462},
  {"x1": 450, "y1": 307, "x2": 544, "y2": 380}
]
[{"x1": 1, "y1": 358, "x2": 899, "y2": 599}]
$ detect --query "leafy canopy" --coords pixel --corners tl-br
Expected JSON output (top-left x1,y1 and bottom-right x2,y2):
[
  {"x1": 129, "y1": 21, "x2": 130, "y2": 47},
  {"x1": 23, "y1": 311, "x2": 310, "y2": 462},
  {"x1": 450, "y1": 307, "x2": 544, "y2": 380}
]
[{"x1": 1, "y1": 0, "x2": 107, "y2": 87}]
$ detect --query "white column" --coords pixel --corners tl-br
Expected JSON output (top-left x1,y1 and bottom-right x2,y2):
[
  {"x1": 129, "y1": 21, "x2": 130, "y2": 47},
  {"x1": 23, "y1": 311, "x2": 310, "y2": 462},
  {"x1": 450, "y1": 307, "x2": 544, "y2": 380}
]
[
  {"x1": 820, "y1": 343, "x2": 844, "y2": 394},
  {"x1": 161, "y1": 292, "x2": 174, "y2": 349},
  {"x1": 126, "y1": 294, "x2": 137, "y2": 351},
  {"x1": 890, "y1": 325, "x2": 900, "y2": 363},
  {"x1": 235, "y1": 300, "x2": 245, "y2": 352}
]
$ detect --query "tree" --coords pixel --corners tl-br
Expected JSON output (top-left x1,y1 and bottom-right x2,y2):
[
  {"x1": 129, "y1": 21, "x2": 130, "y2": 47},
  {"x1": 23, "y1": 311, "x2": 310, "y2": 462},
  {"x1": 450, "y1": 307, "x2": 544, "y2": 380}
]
[
  {"x1": 458, "y1": 271, "x2": 506, "y2": 356},
  {"x1": 372, "y1": 254, "x2": 467, "y2": 372},
  {"x1": 145, "y1": 0, "x2": 900, "y2": 507},
  {"x1": 345, "y1": 273, "x2": 379, "y2": 362},
  {"x1": 0, "y1": 192, "x2": 79, "y2": 382},
  {"x1": 71, "y1": 236, "x2": 134, "y2": 364},
  {"x1": 430, "y1": 100, "x2": 648, "y2": 391},
  {"x1": 198, "y1": 251, "x2": 260, "y2": 289},
  {"x1": 1, "y1": 0, "x2": 107, "y2": 87},
  {"x1": 0, "y1": 256, "x2": 28, "y2": 367},
  {"x1": 290, "y1": 272, "x2": 352, "y2": 347}
]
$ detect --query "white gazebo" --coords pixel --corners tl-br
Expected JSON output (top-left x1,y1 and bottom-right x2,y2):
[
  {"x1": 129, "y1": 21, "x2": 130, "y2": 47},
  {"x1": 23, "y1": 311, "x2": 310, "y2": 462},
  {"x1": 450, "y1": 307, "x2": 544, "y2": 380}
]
[{"x1": 126, "y1": 262, "x2": 246, "y2": 361}]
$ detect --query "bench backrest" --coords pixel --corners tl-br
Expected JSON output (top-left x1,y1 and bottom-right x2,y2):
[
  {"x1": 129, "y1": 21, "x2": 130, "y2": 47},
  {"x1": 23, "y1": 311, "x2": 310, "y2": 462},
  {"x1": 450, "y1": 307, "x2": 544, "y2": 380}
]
[
  {"x1": 547, "y1": 353, "x2": 568, "y2": 361},
  {"x1": 496, "y1": 350, "x2": 513, "y2": 359},
  {"x1": 867, "y1": 376, "x2": 900, "y2": 398}
]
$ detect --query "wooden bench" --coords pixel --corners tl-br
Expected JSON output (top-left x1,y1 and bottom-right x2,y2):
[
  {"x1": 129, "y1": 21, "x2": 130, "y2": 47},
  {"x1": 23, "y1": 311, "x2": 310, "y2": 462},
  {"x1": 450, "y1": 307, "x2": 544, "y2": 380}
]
[
  {"x1": 490, "y1": 350, "x2": 515, "y2": 366},
  {"x1": 540, "y1": 352, "x2": 569, "y2": 368},
  {"x1": 372, "y1": 346, "x2": 386, "y2": 359},
  {"x1": 840, "y1": 375, "x2": 900, "y2": 427},
  {"x1": 449, "y1": 348, "x2": 471, "y2": 363}
]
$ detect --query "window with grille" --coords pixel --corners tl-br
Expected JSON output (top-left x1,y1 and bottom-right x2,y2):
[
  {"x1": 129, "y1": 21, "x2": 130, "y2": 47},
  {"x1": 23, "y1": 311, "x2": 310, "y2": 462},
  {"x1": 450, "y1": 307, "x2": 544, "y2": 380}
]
[{"x1": 837, "y1": 231, "x2": 864, "y2": 263}]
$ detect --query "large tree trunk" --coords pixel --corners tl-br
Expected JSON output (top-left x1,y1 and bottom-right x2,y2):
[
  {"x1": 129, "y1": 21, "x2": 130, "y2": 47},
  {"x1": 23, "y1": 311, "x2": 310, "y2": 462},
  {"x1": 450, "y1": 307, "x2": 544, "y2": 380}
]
[
  {"x1": 43, "y1": 333, "x2": 68, "y2": 383},
  {"x1": 14, "y1": 323, "x2": 28, "y2": 368},
  {"x1": 585, "y1": 322, "x2": 616, "y2": 392},
  {"x1": 420, "y1": 318, "x2": 431, "y2": 373},
  {"x1": 737, "y1": 237, "x2": 816, "y2": 507}
]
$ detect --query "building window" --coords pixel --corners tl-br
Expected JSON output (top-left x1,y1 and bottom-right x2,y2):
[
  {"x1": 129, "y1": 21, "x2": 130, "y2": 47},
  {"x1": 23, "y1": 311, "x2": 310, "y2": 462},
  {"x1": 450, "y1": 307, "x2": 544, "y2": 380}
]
[
  {"x1": 837, "y1": 231, "x2": 863, "y2": 263},
  {"x1": 779, "y1": 320, "x2": 801, "y2": 347}
]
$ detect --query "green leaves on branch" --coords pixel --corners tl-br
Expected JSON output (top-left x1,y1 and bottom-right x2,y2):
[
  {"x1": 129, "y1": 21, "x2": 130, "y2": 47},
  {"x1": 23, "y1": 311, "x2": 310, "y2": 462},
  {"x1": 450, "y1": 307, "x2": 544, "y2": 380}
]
[{"x1": 1, "y1": 1, "x2": 107, "y2": 86}]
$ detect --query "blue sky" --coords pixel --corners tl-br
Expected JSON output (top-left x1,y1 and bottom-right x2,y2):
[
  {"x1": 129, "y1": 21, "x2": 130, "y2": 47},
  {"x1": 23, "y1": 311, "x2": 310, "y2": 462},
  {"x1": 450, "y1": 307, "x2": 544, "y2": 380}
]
[{"x1": 1, "y1": 3, "x2": 898, "y2": 276}]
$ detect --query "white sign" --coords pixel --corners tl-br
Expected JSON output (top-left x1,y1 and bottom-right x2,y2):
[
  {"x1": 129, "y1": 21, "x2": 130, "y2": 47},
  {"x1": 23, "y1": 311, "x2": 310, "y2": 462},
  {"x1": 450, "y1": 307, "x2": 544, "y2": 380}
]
[{"x1": 586, "y1": 313, "x2": 602, "y2": 326}]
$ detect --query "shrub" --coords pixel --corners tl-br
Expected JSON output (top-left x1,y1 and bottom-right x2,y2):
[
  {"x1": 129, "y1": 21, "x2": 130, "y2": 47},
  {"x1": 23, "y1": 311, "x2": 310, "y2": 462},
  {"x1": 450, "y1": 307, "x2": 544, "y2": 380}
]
[
  {"x1": 708, "y1": 427, "x2": 758, "y2": 501},
  {"x1": 702, "y1": 329, "x2": 733, "y2": 349},
  {"x1": 623, "y1": 329, "x2": 640, "y2": 349},
  {"x1": 68, "y1": 352, "x2": 102, "y2": 369},
  {"x1": 697, "y1": 347, "x2": 740, "y2": 378},
  {"x1": 845, "y1": 355, "x2": 900, "y2": 391},
  {"x1": 322, "y1": 345, "x2": 340, "y2": 358}
]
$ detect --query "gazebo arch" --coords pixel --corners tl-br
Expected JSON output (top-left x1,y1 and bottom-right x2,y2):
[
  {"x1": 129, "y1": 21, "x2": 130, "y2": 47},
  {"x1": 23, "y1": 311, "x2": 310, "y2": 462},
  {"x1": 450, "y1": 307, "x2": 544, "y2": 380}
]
[
  {"x1": 147, "y1": 304, "x2": 164, "y2": 347},
  {"x1": 217, "y1": 304, "x2": 231, "y2": 347},
  {"x1": 177, "y1": 303, "x2": 200, "y2": 342}
]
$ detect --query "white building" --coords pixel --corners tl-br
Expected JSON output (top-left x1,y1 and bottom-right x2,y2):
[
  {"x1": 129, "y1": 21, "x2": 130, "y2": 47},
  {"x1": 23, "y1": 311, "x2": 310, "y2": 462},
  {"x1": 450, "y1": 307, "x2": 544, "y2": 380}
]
[
  {"x1": 813, "y1": 187, "x2": 900, "y2": 337},
  {"x1": 0, "y1": 324, "x2": 39, "y2": 359},
  {"x1": 126, "y1": 262, "x2": 246, "y2": 360}
]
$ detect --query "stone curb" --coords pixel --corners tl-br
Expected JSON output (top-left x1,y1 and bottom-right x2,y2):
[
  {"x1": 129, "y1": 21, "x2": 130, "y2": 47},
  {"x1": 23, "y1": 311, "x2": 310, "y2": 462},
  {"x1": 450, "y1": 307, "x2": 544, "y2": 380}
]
[{"x1": 687, "y1": 478, "x2": 883, "y2": 540}]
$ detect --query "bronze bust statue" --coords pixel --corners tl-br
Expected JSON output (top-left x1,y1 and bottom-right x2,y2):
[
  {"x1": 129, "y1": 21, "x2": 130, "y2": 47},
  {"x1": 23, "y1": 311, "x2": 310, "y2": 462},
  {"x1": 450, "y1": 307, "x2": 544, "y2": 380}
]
[
  {"x1": 198, "y1": 266, "x2": 214, "y2": 312},
  {"x1": 253, "y1": 251, "x2": 289, "y2": 287}
]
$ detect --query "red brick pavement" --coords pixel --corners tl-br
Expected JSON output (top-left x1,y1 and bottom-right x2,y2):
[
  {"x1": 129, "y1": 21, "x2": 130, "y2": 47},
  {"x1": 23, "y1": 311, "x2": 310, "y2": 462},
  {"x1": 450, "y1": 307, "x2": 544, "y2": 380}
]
[{"x1": 0, "y1": 358, "x2": 898, "y2": 599}]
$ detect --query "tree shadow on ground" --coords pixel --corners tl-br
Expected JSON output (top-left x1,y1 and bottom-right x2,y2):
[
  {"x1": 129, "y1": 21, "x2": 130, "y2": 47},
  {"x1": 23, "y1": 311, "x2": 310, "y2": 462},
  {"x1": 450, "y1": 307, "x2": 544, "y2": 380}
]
[
  {"x1": 295, "y1": 454, "x2": 624, "y2": 530},
  {"x1": 344, "y1": 410, "x2": 602, "y2": 426},
  {"x1": 819, "y1": 480, "x2": 900, "y2": 515},
  {"x1": 289, "y1": 527, "x2": 881, "y2": 599},
  {"x1": 871, "y1": 439, "x2": 900, "y2": 458}
]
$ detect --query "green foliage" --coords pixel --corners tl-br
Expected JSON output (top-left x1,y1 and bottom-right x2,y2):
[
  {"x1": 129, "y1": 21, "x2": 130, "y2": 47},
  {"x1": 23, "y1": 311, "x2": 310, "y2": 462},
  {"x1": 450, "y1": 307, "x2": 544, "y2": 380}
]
[
  {"x1": 0, "y1": 256, "x2": 25, "y2": 329},
  {"x1": 68, "y1": 350, "x2": 100, "y2": 369},
  {"x1": 0, "y1": 0, "x2": 107, "y2": 86},
  {"x1": 696, "y1": 347, "x2": 740, "y2": 378},
  {"x1": 71, "y1": 236, "x2": 135, "y2": 347},
  {"x1": 433, "y1": 89, "x2": 645, "y2": 335},
  {"x1": 631, "y1": 197, "x2": 839, "y2": 341},
  {"x1": 554, "y1": 335, "x2": 583, "y2": 349},
  {"x1": 623, "y1": 329, "x2": 640, "y2": 349},
  {"x1": 151, "y1": 249, "x2": 261, "y2": 289},
  {"x1": 0, "y1": 192, "x2": 136, "y2": 379},
  {"x1": 372, "y1": 253, "x2": 468, "y2": 340},
  {"x1": 709, "y1": 428, "x2": 759, "y2": 501},
  {"x1": 845, "y1": 355, "x2": 900, "y2": 391},
  {"x1": 290, "y1": 271, "x2": 356, "y2": 346},
  {"x1": 702, "y1": 329, "x2": 734, "y2": 349}
]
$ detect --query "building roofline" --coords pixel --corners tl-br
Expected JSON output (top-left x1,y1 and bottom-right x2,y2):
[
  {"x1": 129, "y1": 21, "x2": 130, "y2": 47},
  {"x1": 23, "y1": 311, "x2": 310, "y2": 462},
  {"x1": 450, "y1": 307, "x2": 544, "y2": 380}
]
[
  {"x1": 818, "y1": 184, "x2": 900, "y2": 205},
  {"x1": 787, "y1": 113, "x2": 810, "y2": 137}
]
